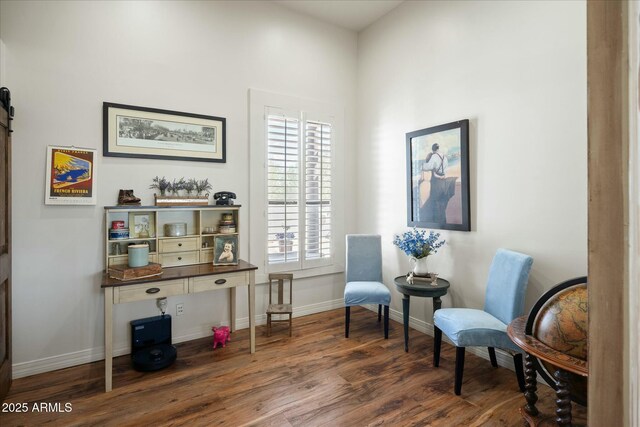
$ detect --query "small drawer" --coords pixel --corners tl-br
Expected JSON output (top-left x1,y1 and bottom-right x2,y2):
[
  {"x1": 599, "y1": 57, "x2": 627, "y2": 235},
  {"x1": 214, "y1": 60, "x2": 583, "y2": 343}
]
[
  {"x1": 159, "y1": 237, "x2": 199, "y2": 253},
  {"x1": 159, "y1": 251, "x2": 199, "y2": 267},
  {"x1": 190, "y1": 271, "x2": 247, "y2": 293},
  {"x1": 114, "y1": 279, "x2": 188, "y2": 304}
]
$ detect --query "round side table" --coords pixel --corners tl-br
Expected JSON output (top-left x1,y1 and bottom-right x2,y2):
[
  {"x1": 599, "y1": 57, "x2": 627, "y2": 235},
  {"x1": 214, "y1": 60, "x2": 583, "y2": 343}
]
[{"x1": 394, "y1": 275, "x2": 450, "y2": 352}]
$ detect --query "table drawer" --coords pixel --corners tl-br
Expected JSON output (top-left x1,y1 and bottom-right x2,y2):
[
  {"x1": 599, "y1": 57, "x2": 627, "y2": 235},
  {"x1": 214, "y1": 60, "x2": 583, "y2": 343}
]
[
  {"x1": 159, "y1": 237, "x2": 199, "y2": 253},
  {"x1": 159, "y1": 251, "x2": 199, "y2": 267},
  {"x1": 190, "y1": 271, "x2": 247, "y2": 293},
  {"x1": 114, "y1": 279, "x2": 188, "y2": 304}
]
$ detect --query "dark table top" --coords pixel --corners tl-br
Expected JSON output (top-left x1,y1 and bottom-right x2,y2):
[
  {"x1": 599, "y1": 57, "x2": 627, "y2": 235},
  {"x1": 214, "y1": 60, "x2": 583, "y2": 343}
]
[
  {"x1": 393, "y1": 275, "x2": 450, "y2": 297},
  {"x1": 102, "y1": 259, "x2": 257, "y2": 288}
]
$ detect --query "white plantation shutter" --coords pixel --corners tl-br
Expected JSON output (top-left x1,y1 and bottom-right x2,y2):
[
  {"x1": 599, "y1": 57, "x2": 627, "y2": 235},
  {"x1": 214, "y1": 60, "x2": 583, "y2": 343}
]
[
  {"x1": 267, "y1": 111, "x2": 300, "y2": 266},
  {"x1": 265, "y1": 109, "x2": 334, "y2": 270},
  {"x1": 304, "y1": 120, "x2": 332, "y2": 262}
]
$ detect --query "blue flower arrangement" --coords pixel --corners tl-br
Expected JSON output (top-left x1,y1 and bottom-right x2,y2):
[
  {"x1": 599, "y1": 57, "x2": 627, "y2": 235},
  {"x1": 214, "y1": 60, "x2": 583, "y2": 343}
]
[{"x1": 392, "y1": 228, "x2": 445, "y2": 259}]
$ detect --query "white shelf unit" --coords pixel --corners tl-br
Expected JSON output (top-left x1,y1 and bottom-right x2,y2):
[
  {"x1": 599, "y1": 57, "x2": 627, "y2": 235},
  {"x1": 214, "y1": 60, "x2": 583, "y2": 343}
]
[{"x1": 104, "y1": 205, "x2": 241, "y2": 269}]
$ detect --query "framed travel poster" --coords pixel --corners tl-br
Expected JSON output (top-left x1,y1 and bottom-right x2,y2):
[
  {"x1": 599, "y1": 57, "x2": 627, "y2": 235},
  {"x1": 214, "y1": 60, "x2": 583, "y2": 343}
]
[
  {"x1": 45, "y1": 146, "x2": 97, "y2": 205},
  {"x1": 406, "y1": 119, "x2": 470, "y2": 231}
]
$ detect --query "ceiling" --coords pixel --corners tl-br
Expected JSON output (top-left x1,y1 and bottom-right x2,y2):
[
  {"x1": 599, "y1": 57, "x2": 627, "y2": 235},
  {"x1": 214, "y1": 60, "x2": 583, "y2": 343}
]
[{"x1": 273, "y1": 0, "x2": 405, "y2": 32}]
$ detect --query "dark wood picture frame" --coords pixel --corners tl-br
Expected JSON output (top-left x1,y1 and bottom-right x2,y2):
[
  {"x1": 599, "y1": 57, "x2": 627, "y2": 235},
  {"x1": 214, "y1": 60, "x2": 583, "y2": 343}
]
[
  {"x1": 103, "y1": 102, "x2": 226, "y2": 163},
  {"x1": 406, "y1": 119, "x2": 470, "y2": 231}
]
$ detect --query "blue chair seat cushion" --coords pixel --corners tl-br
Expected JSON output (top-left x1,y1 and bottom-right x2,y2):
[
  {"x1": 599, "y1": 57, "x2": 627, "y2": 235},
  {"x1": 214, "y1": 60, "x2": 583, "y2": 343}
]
[
  {"x1": 344, "y1": 281, "x2": 391, "y2": 306},
  {"x1": 434, "y1": 308, "x2": 520, "y2": 351}
]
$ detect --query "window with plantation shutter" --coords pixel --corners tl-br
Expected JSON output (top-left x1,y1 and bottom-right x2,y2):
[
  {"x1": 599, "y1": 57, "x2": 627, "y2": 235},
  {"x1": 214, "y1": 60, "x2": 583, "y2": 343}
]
[
  {"x1": 264, "y1": 110, "x2": 334, "y2": 270},
  {"x1": 250, "y1": 89, "x2": 343, "y2": 280}
]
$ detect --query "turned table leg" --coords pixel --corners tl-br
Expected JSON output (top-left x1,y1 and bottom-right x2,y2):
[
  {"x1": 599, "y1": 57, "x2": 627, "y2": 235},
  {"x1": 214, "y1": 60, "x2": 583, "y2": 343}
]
[
  {"x1": 402, "y1": 294, "x2": 410, "y2": 352},
  {"x1": 554, "y1": 369, "x2": 572, "y2": 426},
  {"x1": 523, "y1": 353, "x2": 539, "y2": 416}
]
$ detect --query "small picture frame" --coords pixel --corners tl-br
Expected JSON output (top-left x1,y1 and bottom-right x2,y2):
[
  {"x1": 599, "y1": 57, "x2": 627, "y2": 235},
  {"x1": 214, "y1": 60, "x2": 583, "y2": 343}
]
[
  {"x1": 128, "y1": 212, "x2": 155, "y2": 238},
  {"x1": 213, "y1": 235, "x2": 238, "y2": 266}
]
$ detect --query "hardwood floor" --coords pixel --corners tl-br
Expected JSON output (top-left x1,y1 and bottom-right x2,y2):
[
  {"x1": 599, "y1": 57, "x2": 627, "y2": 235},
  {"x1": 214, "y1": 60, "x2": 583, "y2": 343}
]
[{"x1": 2, "y1": 307, "x2": 585, "y2": 426}]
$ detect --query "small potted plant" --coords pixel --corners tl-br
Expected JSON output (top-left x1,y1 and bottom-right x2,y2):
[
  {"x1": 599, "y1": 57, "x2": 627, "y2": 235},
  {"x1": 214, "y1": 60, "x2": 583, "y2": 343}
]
[
  {"x1": 275, "y1": 227, "x2": 295, "y2": 253},
  {"x1": 393, "y1": 228, "x2": 445, "y2": 276},
  {"x1": 195, "y1": 178, "x2": 213, "y2": 197},
  {"x1": 183, "y1": 179, "x2": 196, "y2": 195},
  {"x1": 169, "y1": 178, "x2": 186, "y2": 196},
  {"x1": 149, "y1": 176, "x2": 170, "y2": 196}
]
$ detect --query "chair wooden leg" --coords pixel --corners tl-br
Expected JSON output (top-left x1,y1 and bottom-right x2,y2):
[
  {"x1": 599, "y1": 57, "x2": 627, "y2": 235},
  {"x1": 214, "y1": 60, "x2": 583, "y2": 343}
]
[
  {"x1": 289, "y1": 314, "x2": 292, "y2": 337},
  {"x1": 434, "y1": 326, "x2": 442, "y2": 367},
  {"x1": 267, "y1": 314, "x2": 271, "y2": 337},
  {"x1": 488, "y1": 347, "x2": 498, "y2": 367},
  {"x1": 454, "y1": 347, "x2": 466, "y2": 395},
  {"x1": 345, "y1": 306, "x2": 351, "y2": 338},
  {"x1": 378, "y1": 304, "x2": 382, "y2": 322},
  {"x1": 383, "y1": 305, "x2": 389, "y2": 339},
  {"x1": 513, "y1": 353, "x2": 525, "y2": 392}
]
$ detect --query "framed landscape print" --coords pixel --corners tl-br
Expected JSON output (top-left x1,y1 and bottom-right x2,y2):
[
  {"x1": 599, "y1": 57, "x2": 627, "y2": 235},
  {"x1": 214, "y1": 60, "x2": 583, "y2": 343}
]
[
  {"x1": 103, "y1": 102, "x2": 226, "y2": 163},
  {"x1": 213, "y1": 235, "x2": 238, "y2": 266},
  {"x1": 45, "y1": 146, "x2": 97, "y2": 205},
  {"x1": 406, "y1": 119, "x2": 470, "y2": 231}
]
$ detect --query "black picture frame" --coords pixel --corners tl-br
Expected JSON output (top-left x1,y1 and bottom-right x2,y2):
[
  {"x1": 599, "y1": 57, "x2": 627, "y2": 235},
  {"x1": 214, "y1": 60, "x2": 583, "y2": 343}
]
[
  {"x1": 103, "y1": 102, "x2": 226, "y2": 163},
  {"x1": 406, "y1": 119, "x2": 470, "y2": 231}
]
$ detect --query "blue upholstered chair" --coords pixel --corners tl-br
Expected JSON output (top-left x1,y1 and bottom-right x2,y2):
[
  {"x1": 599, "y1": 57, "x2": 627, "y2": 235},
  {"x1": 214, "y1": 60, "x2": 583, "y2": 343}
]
[
  {"x1": 433, "y1": 248, "x2": 533, "y2": 395},
  {"x1": 344, "y1": 235, "x2": 391, "y2": 339}
]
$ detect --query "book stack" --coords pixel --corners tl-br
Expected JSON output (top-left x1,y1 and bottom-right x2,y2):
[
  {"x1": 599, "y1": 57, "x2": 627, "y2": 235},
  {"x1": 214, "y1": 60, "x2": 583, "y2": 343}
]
[
  {"x1": 218, "y1": 213, "x2": 236, "y2": 234},
  {"x1": 407, "y1": 272, "x2": 438, "y2": 284},
  {"x1": 109, "y1": 262, "x2": 163, "y2": 281}
]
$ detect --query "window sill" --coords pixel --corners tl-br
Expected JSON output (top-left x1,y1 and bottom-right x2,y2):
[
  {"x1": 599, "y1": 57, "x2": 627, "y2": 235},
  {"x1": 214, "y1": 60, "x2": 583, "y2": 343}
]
[{"x1": 255, "y1": 263, "x2": 344, "y2": 285}]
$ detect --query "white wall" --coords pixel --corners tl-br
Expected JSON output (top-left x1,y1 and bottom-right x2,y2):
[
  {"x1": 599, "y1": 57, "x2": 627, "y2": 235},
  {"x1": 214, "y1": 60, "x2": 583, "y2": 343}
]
[
  {"x1": 0, "y1": 38, "x2": 6, "y2": 87},
  {"x1": 0, "y1": 0, "x2": 357, "y2": 376},
  {"x1": 356, "y1": 1, "x2": 587, "y2": 326}
]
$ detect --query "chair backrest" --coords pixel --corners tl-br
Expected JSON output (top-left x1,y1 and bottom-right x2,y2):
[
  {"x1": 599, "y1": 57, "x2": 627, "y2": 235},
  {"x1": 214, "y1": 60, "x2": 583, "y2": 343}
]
[
  {"x1": 345, "y1": 234, "x2": 382, "y2": 283},
  {"x1": 268, "y1": 273, "x2": 293, "y2": 305},
  {"x1": 483, "y1": 248, "x2": 534, "y2": 324}
]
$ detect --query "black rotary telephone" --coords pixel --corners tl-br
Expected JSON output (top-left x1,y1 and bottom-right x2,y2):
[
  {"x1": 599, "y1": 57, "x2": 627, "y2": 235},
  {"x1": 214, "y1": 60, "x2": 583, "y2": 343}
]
[{"x1": 214, "y1": 191, "x2": 236, "y2": 205}]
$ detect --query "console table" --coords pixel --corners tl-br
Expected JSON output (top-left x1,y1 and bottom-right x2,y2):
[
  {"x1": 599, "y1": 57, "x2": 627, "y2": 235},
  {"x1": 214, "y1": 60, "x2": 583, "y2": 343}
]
[
  {"x1": 101, "y1": 260, "x2": 257, "y2": 392},
  {"x1": 394, "y1": 275, "x2": 450, "y2": 352}
]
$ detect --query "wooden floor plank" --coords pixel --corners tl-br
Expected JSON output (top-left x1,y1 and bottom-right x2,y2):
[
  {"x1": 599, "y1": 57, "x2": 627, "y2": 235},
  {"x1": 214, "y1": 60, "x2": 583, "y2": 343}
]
[{"x1": 2, "y1": 307, "x2": 585, "y2": 426}]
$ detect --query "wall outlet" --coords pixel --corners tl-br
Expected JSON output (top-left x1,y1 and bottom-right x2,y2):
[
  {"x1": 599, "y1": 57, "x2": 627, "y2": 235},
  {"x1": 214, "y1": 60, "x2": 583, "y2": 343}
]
[{"x1": 176, "y1": 303, "x2": 184, "y2": 316}]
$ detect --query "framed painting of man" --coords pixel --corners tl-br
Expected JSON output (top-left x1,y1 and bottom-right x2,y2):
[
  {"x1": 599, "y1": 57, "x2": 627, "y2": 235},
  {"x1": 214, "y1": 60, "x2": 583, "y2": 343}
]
[{"x1": 405, "y1": 119, "x2": 470, "y2": 231}]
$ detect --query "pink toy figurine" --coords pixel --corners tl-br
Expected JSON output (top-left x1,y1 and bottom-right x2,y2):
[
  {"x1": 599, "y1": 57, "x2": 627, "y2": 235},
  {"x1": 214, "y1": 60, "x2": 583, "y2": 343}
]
[{"x1": 212, "y1": 326, "x2": 231, "y2": 349}]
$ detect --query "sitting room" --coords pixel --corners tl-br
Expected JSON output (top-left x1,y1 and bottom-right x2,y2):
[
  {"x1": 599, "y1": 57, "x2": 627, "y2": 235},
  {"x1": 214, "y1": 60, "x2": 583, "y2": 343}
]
[{"x1": 0, "y1": 1, "x2": 637, "y2": 426}]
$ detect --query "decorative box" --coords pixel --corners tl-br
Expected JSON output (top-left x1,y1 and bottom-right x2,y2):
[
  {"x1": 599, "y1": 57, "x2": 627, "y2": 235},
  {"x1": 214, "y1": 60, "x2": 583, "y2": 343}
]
[
  {"x1": 109, "y1": 228, "x2": 129, "y2": 240},
  {"x1": 164, "y1": 222, "x2": 187, "y2": 237}
]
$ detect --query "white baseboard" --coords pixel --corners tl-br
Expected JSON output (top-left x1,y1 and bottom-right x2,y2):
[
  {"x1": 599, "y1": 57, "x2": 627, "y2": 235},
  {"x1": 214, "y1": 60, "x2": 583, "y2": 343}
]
[
  {"x1": 12, "y1": 298, "x2": 346, "y2": 379},
  {"x1": 15, "y1": 300, "x2": 532, "y2": 381}
]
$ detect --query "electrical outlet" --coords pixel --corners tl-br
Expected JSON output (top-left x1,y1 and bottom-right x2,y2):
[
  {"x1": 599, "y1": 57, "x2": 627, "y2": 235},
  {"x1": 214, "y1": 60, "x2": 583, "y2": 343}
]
[{"x1": 176, "y1": 303, "x2": 184, "y2": 316}]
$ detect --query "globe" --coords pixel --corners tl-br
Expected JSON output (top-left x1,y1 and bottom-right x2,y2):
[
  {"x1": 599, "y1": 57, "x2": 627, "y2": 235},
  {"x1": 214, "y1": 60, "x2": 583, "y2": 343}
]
[{"x1": 532, "y1": 283, "x2": 588, "y2": 406}]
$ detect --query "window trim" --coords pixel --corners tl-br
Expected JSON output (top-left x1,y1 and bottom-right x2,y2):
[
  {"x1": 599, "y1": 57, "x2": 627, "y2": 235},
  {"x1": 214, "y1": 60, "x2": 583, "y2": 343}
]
[{"x1": 249, "y1": 89, "x2": 344, "y2": 284}]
